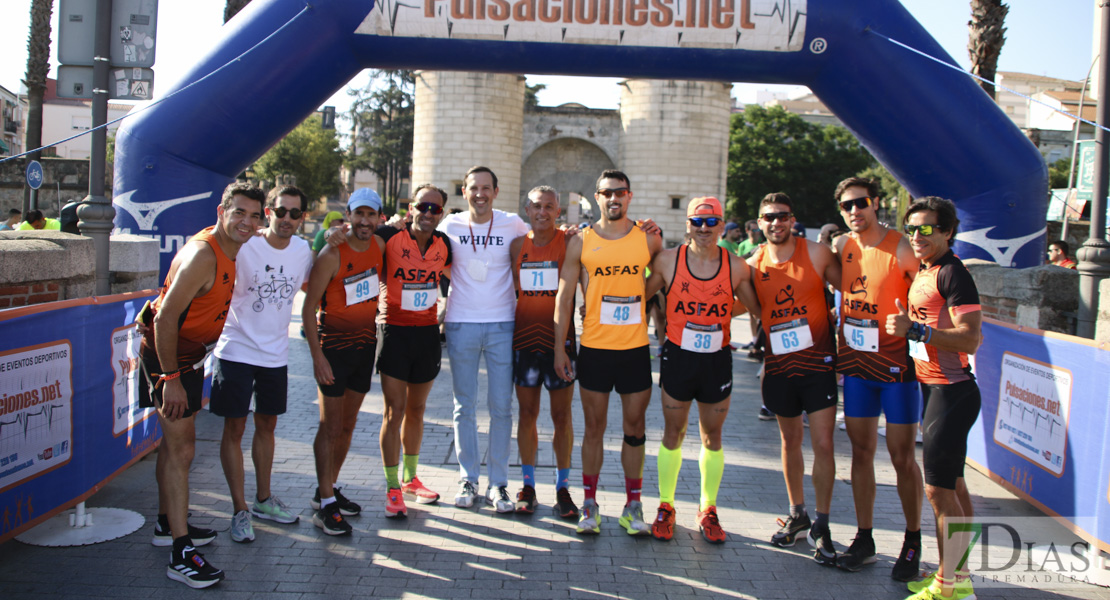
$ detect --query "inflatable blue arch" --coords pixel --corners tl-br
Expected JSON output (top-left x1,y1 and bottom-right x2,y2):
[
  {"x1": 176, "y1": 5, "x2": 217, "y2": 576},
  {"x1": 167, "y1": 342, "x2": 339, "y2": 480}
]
[{"x1": 113, "y1": 0, "x2": 1048, "y2": 274}]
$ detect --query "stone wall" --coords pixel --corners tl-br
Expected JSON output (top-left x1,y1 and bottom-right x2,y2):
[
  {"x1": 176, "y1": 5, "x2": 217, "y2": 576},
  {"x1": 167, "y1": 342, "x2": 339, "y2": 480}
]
[
  {"x1": 0, "y1": 157, "x2": 104, "y2": 215},
  {"x1": 0, "y1": 231, "x2": 159, "y2": 309},
  {"x1": 965, "y1": 259, "x2": 1079, "y2": 334}
]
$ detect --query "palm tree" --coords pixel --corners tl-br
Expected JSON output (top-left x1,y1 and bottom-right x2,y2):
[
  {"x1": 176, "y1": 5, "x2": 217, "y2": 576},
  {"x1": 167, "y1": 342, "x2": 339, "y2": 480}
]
[
  {"x1": 968, "y1": 0, "x2": 1009, "y2": 100},
  {"x1": 224, "y1": 0, "x2": 253, "y2": 23},
  {"x1": 24, "y1": 0, "x2": 53, "y2": 162}
]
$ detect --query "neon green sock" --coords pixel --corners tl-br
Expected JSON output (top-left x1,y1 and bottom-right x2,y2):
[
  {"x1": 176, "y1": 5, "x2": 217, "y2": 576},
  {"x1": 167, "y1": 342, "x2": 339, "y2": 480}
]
[
  {"x1": 699, "y1": 446, "x2": 724, "y2": 510},
  {"x1": 657, "y1": 444, "x2": 682, "y2": 505},
  {"x1": 402, "y1": 454, "x2": 419, "y2": 483},
  {"x1": 385, "y1": 464, "x2": 400, "y2": 489}
]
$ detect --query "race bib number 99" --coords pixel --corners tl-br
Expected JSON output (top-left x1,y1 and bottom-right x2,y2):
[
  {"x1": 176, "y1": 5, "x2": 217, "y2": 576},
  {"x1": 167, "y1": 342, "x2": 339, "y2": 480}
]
[
  {"x1": 343, "y1": 268, "x2": 379, "y2": 306},
  {"x1": 680, "y1": 322, "x2": 723, "y2": 353},
  {"x1": 401, "y1": 281, "x2": 437, "y2": 311},
  {"x1": 844, "y1": 317, "x2": 879, "y2": 352},
  {"x1": 768, "y1": 318, "x2": 814, "y2": 355},
  {"x1": 520, "y1": 261, "x2": 559, "y2": 292},
  {"x1": 599, "y1": 295, "x2": 642, "y2": 326}
]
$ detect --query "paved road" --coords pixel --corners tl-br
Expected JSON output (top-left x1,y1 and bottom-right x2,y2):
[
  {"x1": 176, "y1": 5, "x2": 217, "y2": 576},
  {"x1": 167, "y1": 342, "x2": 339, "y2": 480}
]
[{"x1": 1, "y1": 300, "x2": 1107, "y2": 599}]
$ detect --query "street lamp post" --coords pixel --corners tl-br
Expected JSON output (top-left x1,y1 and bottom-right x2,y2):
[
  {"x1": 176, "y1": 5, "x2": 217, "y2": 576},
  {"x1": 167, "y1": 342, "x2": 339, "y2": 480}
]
[{"x1": 1077, "y1": 0, "x2": 1110, "y2": 339}]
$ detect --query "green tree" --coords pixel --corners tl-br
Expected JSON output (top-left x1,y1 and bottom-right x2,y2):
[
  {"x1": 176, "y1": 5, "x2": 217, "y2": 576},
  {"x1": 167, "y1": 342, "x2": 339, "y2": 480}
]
[
  {"x1": 24, "y1": 0, "x2": 53, "y2": 165},
  {"x1": 726, "y1": 105, "x2": 875, "y2": 226},
  {"x1": 1047, "y1": 156, "x2": 1071, "y2": 189},
  {"x1": 254, "y1": 117, "x2": 344, "y2": 203},
  {"x1": 525, "y1": 82, "x2": 547, "y2": 108},
  {"x1": 346, "y1": 70, "x2": 415, "y2": 213},
  {"x1": 969, "y1": 0, "x2": 1008, "y2": 100},
  {"x1": 224, "y1": 0, "x2": 252, "y2": 22}
]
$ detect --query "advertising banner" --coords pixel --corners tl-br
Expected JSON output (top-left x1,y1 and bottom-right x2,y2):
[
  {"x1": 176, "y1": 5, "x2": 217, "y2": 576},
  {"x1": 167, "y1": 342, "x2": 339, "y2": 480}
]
[
  {"x1": 0, "y1": 292, "x2": 160, "y2": 543},
  {"x1": 966, "y1": 319, "x2": 1110, "y2": 554}
]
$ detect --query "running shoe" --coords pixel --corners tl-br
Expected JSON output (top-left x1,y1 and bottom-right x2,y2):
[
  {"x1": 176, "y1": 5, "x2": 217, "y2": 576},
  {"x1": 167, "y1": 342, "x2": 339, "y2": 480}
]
[
  {"x1": 652, "y1": 502, "x2": 676, "y2": 541},
  {"x1": 758, "y1": 406, "x2": 775, "y2": 421},
  {"x1": 310, "y1": 486, "x2": 362, "y2": 516},
  {"x1": 487, "y1": 486, "x2": 514, "y2": 513},
  {"x1": 837, "y1": 534, "x2": 877, "y2": 572},
  {"x1": 903, "y1": 585, "x2": 959, "y2": 600},
  {"x1": 697, "y1": 506, "x2": 726, "y2": 544},
  {"x1": 312, "y1": 502, "x2": 352, "y2": 536},
  {"x1": 892, "y1": 538, "x2": 922, "y2": 582},
  {"x1": 770, "y1": 513, "x2": 811, "y2": 547},
  {"x1": 401, "y1": 477, "x2": 440, "y2": 505},
  {"x1": 618, "y1": 500, "x2": 651, "y2": 536},
  {"x1": 385, "y1": 488, "x2": 407, "y2": 518},
  {"x1": 229, "y1": 510, "x2": 254, "y2": 543},
  {"x1": 515, "y1": 485, "x2": 537, "y2": 514},
  {"x1": 907, "y1": 573, "x2": 975, "y2": 599},
  {"x1": 251, "y1": 495, "x2": 299, "y2": 524},
  {"x1": 808, "y1": 522, "x2": 836, "y2": 566},
  {"x1": 454, "y1": 481, "x2": 478, "y2": 508},
  {"x1": 576, "y1": 499, "x2": 601, "y2": 534},
  {"x1": 152, "y1": 519, "x2": 217, "y2": 547},
  {"x1": 166, "y1": 545, "x2": 224, "y2": 589},
  {"x1": 555, "y1": 487, "x2": 579, "y2": 519}
]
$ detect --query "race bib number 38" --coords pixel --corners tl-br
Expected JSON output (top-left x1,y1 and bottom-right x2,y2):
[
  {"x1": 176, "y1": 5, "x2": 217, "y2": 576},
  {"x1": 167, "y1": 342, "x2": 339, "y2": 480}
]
[
  {"x1": 520, "y1": 261, "x2": 558, "y2": 292},
  {"x1": 600, "y1": 295, "x2": 642, "y2": 326},
  {"x1": 343, "y1": 268, "x2": 379, "y2": 306},
  {"x1": 844, "y1": 317, "x2": 879, "y2": 352},
  {"x1": 680, "y1": 323, "x2": 723, "y2": 353},
  {"x1": 768, "y1": 318, "x2": 814, "y2": 355},
  {"x1": 401, "y1": 281, "x2": 437, "y2": 311}
]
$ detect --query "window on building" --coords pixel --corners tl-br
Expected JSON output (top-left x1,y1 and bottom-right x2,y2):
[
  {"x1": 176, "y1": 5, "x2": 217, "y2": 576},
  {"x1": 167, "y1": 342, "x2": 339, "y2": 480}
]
[
  {"x1": 453, "y1": 181, "x2": 464, "y2": 196},
  {"x1": 72, "y1": 115, "x2": 91, "y2": 131},
  {"x1": 671, "y1": 195, "x2": 683, "y2": 209}
]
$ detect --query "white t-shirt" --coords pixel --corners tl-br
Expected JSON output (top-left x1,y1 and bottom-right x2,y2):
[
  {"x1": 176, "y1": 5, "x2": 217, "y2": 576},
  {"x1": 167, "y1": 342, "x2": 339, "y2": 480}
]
[
  {"x1": 214, "y1": 234, "x2": 313, "y2": 367},
  {"x1": 438, "y1": 209, "x2": 530, "y2": 323}
]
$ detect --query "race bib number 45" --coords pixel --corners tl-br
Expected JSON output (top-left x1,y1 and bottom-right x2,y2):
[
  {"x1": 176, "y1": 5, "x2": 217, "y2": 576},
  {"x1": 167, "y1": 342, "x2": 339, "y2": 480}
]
[
  {"x1": 520, "y1": 261, "x2": 558, "y2": 292},
  {"x1": 844, "y1": 317, "x2": 879, "y2": 352},
  {"x1": 600, "y1": 295, "x2": 642, "y2": 326},
  {"x1": 401, "y1": 281, "x2": 437, "y2": 311},
  {"x1": 343, "y1": 268, "x2": 379, "y2": 306},
  {"x1": 768, "y1": 318, "x2": 814, "y2": 355}
]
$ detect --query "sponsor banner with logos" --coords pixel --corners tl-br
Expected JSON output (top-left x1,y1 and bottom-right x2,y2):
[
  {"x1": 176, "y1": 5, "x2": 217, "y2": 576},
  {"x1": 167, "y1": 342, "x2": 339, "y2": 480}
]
[
  {"x1": 967, "y1": 319, "x2": 1110, "y2": 554},
  {"x1": 0, "y1": 291, "x2": 159, "y2": 543}
]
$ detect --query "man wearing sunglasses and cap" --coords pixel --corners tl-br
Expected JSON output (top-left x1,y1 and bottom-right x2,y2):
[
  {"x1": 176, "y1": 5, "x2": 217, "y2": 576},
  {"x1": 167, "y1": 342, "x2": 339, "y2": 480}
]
[
  {"x1": 748, "y1": 192, "x2": 842, "y2": 565},
  {"x1": 301, "y1": 187, "x2": 386, "y2": 535},
  {"x1": 211, "y1": 185, "x2": 313, "y2": 544},
  {"x1": 554, "y1": 169, "x2": 663, "y2": 536},
  {"x1": 374, "y1": 184, "x2": 453, "y2": 517},
  {"x1": 833, "y1": 177, "x2": 925, "y2": 580},
  {"x1": 644, "y1": 197, "x2": 758, "y2": 543}
]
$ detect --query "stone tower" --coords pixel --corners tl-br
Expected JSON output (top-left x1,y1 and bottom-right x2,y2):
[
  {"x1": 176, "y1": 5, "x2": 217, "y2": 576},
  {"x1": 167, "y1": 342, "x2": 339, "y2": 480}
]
[
  {"x1": 411, "y1": 71, "x2": 525, "y2": 212},
  {"x1": 618, "y1": 79, "x2": 733, "y2": 246}
]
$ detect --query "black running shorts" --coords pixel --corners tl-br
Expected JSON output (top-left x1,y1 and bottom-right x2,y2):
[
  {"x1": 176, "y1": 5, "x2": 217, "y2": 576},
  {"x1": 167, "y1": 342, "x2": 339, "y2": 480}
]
[
  {"x1": 577, "y1": 345, "x2": 652, "y2": 394},
  {"x1": 319, "y1": 343, "x2": 377, "y2": 397},
  {"x1": 209, "y1": 358, "x2": 288, "y2": 418},
  {"x1": 762, "y1": 371, "x2": 838, "y2": 418},
  {"x1": 921, "y1": 378, "x2": 981, "y2": 489},
  {"x1": 377, "y1": 324, "x2": 441, "y2": 384},
  {"x1": 138, "y1": 353, "x2": 204, "y2": 419},
  {"x1": 659, "y1": 341, "x2": 732, "y2": 404}
]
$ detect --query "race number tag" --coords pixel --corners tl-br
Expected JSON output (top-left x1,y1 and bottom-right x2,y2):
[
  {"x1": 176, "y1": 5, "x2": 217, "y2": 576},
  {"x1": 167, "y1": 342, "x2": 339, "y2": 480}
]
[
  {"x1": 520, "y1": 260, "x2": 558, "y2": 292},
  {"x1": 768, "y1": 318, "x2": 814, "y2": 355},
  {"x1": 599, "y1": 295, "x2": 642, "y2": 326},
  {"x1": 401, "y1": 281, "x2": 437, "y2": 311},
  {"x1": 844, "y1": 317, "x2": 879, "y2": 352},
  {"x1": 466, "y1": 258, "x2": 488, "y2": 282},
  {"x1": 343, "y1": 268, "x2": 379, "y2": 306},
  {"x1": 908, "y1": 339, "x2": 930, "y2": 362},
  {"x1": 680, "y1": 323, "x2": 723, "y2": 353}
]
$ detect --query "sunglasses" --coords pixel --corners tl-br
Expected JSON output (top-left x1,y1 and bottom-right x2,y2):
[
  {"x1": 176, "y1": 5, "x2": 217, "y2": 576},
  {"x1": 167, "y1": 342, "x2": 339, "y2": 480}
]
[
  {"x1": 596, "y1": 188, "x2": 630, "y2": 199},
  {"x1": 414, "y1": 202, "x2": 444, "y2": 215},
  {"x1": 838, "y1": 196, "x2": 873, "y2": 212},
  {"x1": 688, "y1": 217, "x2": 721, "y2": 228},
  {"x1": 903, "y1": 224, "x2": 939, "y2": 236},
  {"x1": 271, "y1": 207, "x2": 303, "y2": 220},
  {"x1": 759, "y1": 211, "x2": 793, "y2": 223}
]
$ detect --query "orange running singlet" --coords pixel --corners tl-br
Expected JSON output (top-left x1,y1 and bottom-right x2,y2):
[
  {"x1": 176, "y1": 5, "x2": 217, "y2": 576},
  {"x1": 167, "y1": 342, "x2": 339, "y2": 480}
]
[
  {"x1": 750, "y1": 237, "x2": 835, "y2": 377},
  {"x1": 514, "y1": 231, "x2": 573, "y2": 353},
  {"x1": 319, "y1": 241, "x2": 383, "y2": 350},
  {"x1": 664, "y1": 245, "x2": 733, "y2": 352},
  {"x1": 838, "y1": 229, "x2": 916, "y2": 382},
  {"x1": 580, "y1": 226, "x2": 651, "y2": 351},
  {"x1": 907, "y1": 250, "x2": 981, "y2": 385},
  {"x1": 379, "y1": 227, "x2": 451, "y2": 327},
  {"x1": 142, "y1": 226, "x2": 237, "y2": 368}
]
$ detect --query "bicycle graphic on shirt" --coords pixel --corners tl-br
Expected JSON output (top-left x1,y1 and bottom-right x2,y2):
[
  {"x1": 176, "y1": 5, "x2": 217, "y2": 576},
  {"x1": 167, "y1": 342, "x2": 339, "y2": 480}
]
[{"x1": 251, "y1": 266, "x2": 296, "y2": 312}]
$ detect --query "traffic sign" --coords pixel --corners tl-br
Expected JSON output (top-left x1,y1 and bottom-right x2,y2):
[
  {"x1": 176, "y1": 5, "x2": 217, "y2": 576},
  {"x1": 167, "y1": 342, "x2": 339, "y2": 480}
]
[
  {"x1": 26, "y1": 161, "x2": 44, "y2": 190},
  {"x1": 57, "y1": 65, "x2": 155, "y2": 100},
  {"x1": 1077, "y1": 140, "x2": 1096, "y2": 202},
  {"x1": 58, "y1": 0, "x2": 158, "y2": 68}
]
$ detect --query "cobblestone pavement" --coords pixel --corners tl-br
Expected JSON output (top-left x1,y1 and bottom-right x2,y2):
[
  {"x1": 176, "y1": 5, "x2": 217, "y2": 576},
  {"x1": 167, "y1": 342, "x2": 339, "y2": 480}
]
[{"x1": 1, "y1": 297, "x2": 1107, "y2": 599}]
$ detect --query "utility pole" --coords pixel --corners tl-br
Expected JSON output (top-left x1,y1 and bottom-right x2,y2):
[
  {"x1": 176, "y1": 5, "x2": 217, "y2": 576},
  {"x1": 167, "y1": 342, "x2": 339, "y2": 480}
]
[{"x1": 1077, "y1": 0, "x2": 1110, "y2": 338}]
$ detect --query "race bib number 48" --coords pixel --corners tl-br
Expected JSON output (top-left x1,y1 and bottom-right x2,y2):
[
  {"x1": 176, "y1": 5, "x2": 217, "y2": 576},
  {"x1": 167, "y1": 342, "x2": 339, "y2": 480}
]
[
  {"x1": 343, "y1": 268, "x2": 379, "y2": 306},
  {"x1": 768, "y1": 318, "x2": 814, "y2": 355},
  {"x1": 599, "y1": 295, "x2": 642, "y2": 326},
  {"x1": 521, "y1": 261, "x2": 559, "y2": 292}
]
